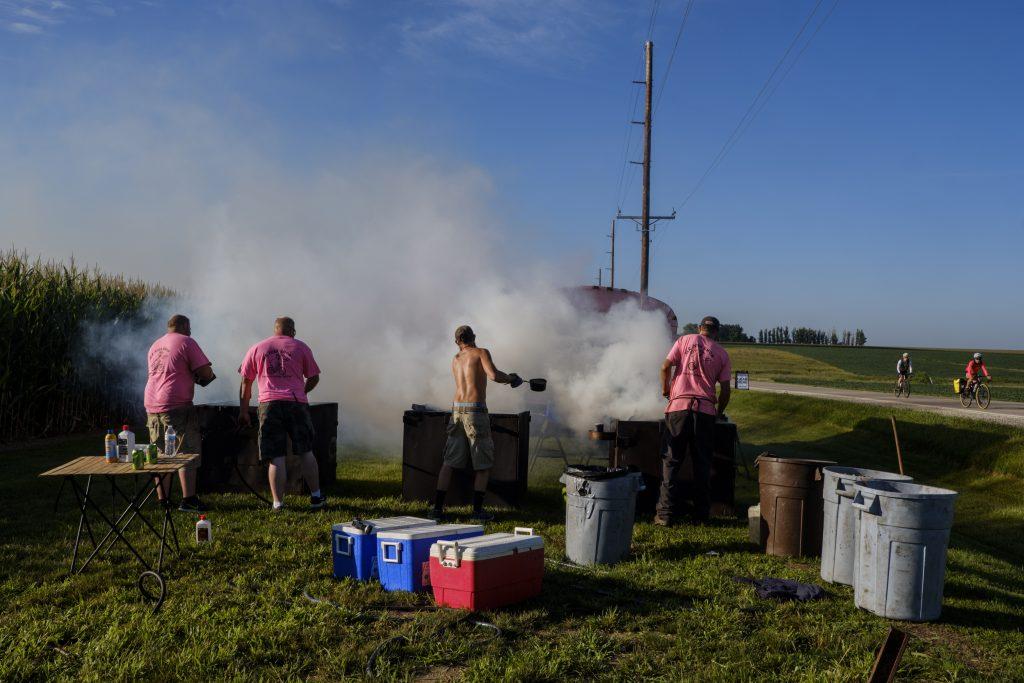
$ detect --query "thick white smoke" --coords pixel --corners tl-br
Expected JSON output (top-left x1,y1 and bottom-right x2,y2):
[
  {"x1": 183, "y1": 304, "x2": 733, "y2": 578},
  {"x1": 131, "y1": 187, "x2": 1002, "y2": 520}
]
[{"x1": 68, "y1": 155, "x2": 674, "y2": 447}]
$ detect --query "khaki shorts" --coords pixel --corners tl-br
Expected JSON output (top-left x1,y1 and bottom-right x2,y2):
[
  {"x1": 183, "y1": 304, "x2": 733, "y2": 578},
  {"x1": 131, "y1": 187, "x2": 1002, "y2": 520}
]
[
  {"x1": 147, "y1": 403, "x2": 201, "y2": 466},
  {"x1": 443, "y1": 410, "x2": 494, "y2": 471}
]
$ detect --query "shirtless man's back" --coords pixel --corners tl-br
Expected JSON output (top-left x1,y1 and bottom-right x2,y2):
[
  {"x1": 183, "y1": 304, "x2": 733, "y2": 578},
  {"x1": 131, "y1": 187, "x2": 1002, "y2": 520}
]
[{"x1": 431, "y1": 325, "x2": 518, "y2": 522}]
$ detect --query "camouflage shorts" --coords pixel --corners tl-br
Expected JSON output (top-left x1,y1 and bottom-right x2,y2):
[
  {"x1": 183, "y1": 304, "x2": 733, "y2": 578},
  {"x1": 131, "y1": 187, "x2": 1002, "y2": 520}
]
[
  {"x1": 147, "y1": 403, "x2": 201, "y2": 466},
  {"x1": 442, "y1": 410, "x2": 494, "y2": 471}
]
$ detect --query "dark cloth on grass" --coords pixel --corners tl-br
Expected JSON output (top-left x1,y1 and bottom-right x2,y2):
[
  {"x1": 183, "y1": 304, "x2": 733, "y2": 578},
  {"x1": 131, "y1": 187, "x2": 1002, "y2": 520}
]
[{"x1": 733, "y1": 577, "x2": 826, "y2": 602}]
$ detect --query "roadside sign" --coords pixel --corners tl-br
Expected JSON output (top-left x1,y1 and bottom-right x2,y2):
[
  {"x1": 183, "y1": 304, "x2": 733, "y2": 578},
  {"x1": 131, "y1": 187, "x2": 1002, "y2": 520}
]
[{"x1": 735, "y1": 371, "x2": 749, "y2": 390}]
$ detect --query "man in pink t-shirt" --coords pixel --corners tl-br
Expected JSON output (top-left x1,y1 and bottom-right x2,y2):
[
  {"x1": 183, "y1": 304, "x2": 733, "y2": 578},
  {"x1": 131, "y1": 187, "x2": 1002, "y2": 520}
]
[
  {"x1": 144, "y1": 314, "x2": 216, "y2": 512},
  {"x1": 238, "y1": 316, "x2": 325, "y2": 512},
  {"x1": 655, "y1": 315, "x2": 732, "y2": 525}
]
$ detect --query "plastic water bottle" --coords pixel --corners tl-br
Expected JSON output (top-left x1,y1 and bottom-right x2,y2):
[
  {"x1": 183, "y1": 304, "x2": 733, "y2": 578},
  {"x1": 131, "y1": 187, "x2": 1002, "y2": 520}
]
[
  {"x1": 165, "y1": 425, "x2": 177, "y2": 456},
  {"x1": 195, "y1": 515, "x2": 212, "y2": 544},
  {"x1": 117, "y1": 424, "x2": 135, "y2": 463},
  {"x1": 104, "y1": 430, "x2": 117, "y2": 463}
]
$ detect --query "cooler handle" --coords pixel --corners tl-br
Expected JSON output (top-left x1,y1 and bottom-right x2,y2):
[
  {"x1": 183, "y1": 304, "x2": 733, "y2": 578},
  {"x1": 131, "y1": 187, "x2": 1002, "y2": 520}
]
[
  {"x1": 436, "y1": 540, "x2": 462, "y2": 568},
  {"x1": 513, "y1": 527, "x2": 535, "y2": 536},
  {"x1": 380, "y1": 541, "x2": 403, "y2": 564},
  {"x1": 334, "y1": 534, "x2": 354, "y2": 557}
]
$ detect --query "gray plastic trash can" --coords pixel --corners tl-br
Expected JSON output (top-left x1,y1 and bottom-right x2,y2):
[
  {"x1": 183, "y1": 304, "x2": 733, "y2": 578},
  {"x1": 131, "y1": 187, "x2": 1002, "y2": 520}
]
[
  {"x1": 820, "y1": 466, "x2": 912, "y2": 585},
  {"x1": 852, "y1": 480, "x2": 958, "y2": 621},
  {"x1": 560, "y1": 467, "x2": 644, "y2": 566}
]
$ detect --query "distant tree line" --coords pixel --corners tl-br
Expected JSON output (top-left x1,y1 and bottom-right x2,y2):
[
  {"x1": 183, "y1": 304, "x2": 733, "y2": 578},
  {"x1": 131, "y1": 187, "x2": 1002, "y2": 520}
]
[
  {"x1": 681, "y1": 322, "x2": 755, "y2": 343},
  {"x1": 757, "y1": 326, "x2": 867, "y2": 346}
]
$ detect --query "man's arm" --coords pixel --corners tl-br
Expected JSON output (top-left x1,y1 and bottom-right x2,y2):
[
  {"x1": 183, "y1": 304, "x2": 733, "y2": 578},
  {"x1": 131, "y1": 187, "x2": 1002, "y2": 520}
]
[
  {"x1": 304, "y1": 375, "x2": 320, "y2": 394},
  {"x1": 660, "y1": 358, "x2": 674, "y2": 399},
  {"x1": 238, "y1": 377, "x2": 254, "y2": 426},
  {"x1": 194, "y1": 363, "x2": 215, "y2": 384},
  {"x1": 481, "y1": 349, "x2": 512, "y2": 384},
  {"x1": 717, "y1": 382, "x2": 731, "y2": 417}
]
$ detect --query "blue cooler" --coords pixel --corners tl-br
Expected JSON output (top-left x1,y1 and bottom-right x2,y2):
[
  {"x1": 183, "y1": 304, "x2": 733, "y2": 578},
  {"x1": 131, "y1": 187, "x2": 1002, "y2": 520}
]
[
  {"x1": 332, "y1": 516, "x2": 437, "y2": 581},
  {"x1": 377, "y1": 524, "x2": 484, "y2": 592}
]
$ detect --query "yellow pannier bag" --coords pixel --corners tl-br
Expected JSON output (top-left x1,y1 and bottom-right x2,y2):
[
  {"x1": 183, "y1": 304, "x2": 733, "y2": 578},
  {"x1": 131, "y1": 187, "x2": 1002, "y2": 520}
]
[{"x1": 953, "y1": 379, "x2": 961, "y2": 393}]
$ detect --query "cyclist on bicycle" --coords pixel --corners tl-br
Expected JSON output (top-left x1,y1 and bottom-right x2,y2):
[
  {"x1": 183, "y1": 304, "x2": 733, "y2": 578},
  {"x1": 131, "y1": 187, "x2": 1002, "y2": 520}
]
[
  {"x1": 963, "y1": 352, "x2": 991, "y2": 395},
  {"x1": 896, "y1": 353, "x2": 912, "y2": 390}
]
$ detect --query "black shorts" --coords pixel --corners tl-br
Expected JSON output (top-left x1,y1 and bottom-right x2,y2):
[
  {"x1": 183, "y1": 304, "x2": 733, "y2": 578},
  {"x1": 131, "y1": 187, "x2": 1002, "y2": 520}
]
[{"x1": 257, "y1": 401, "x2": 315, "y2": 462}]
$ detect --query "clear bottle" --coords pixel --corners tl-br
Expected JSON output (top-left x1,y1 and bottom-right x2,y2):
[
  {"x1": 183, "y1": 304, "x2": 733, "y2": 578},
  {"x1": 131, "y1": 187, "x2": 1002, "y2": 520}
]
[
  {"x1": 195, "y1": 515, "x2": 212, "y2": 544},
  {"x1": 117, "y1": 424, "x2": 135, "y2": 463},
  {"x1": 104, "y1": 429, "x2": 117, "y2": 463},
  {"x1": 165, "y1": 424, "x2": 177, "y2": 456}
]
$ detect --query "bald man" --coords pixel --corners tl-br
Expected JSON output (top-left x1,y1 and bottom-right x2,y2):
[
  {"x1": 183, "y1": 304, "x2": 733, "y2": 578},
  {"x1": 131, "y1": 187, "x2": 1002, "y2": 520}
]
[{"x1": 239, "y1": 317, "x2": 325, "y2": 512}]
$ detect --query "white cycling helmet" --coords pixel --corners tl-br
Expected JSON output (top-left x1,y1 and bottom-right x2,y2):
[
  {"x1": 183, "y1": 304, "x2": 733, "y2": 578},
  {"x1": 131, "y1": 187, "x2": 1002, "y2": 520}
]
[
  {"x1": 974, "y1": 352, "x2": 983, "y2": 361},
  {"x1": 902, "y1": 353, "x2": 909, "y2": 359}
]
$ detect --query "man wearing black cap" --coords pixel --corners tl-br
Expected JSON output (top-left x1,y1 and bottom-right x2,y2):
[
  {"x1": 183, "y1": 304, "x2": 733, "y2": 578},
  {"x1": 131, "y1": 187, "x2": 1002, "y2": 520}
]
[{"x1": 655, "y1": 315, "x2": 732, "y2": 525}]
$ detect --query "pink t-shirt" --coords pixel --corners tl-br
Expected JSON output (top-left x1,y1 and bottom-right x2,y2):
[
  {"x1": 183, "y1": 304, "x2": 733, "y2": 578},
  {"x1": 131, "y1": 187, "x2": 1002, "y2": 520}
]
[
  {"x1": 665, "y1": 334, "x2": 731, "y2": 416},
  {"x1": 144, "y1": 333, "x2": 211, "y2": 413},
  {"x1": 240, "y1": 335, "x2": 321, "y2": 404}
]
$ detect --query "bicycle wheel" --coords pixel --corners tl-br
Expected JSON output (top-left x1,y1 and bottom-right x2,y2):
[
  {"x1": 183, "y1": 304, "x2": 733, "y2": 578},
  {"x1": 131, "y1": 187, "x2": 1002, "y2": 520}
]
[
  {"x1": 904, "y1": 381, "x2": 911, "y2": 398},
  {"x1": 894, "y1": 380, "x2": 903, "y2": 398},
  {"x1": 977, "y1": 383, "x2": 991, "y2": 409},
  {"x1": 960, "y1": 387, "x2": 973, "y2": 407}
]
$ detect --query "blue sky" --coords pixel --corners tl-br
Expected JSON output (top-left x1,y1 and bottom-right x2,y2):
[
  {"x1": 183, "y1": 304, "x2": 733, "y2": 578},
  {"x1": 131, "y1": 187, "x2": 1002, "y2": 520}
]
[{"x1": 1, "y1": 0, "x2": 1022, "y2": 348}]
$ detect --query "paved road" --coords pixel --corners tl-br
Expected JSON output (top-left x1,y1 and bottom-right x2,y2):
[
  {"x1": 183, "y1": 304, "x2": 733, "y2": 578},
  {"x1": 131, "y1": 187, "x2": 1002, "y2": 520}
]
[{"x1": 749, "y1": 380, "x2": 1024, "y2": 428}]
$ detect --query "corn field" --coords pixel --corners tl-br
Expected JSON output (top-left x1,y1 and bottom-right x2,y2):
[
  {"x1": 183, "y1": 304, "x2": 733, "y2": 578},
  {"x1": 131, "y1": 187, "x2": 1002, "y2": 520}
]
[{"x1": 0, "y1": 250, "x2": 174, "y2": 443}]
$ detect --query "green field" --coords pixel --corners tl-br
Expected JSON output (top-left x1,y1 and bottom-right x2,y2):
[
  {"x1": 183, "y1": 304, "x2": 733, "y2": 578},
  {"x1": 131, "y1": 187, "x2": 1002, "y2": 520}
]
[
  {"x1": 2, "y1": 392, "x2": 1023, "y2": 681},
  {"x1": 725, "y1": 343, "x2": 1024, "y2": 403}
]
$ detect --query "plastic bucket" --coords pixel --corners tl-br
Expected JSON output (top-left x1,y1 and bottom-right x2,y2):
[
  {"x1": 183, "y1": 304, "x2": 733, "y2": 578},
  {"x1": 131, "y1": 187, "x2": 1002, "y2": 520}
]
[
  {"x1": 820, "y1": 466, "x2": 913, "y2": 585},
  {"x1": 560, "y1": 468, "x2": 644, "y2": 566},
  {"x1": 756, "y1": 455, "x2": 836, "y2": 557},
  {"x1": 852, "y1": 480, "x2": 958, "y2": 621}
]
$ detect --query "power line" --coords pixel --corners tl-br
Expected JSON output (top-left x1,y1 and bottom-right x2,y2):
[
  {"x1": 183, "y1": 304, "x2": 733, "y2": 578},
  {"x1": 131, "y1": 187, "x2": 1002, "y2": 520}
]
[
  {"x1": 653, "y1": 0, "x2": 696, "y2": 115},
  {"x1": 675, "y1": 0, "x2": 831, "y2": 210}
]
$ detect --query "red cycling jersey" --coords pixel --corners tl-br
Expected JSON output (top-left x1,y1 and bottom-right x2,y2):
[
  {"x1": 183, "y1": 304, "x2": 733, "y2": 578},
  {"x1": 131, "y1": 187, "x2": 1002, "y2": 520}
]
[{"x1": 965, "y1": 360, "x2": 989, "y2": 379}]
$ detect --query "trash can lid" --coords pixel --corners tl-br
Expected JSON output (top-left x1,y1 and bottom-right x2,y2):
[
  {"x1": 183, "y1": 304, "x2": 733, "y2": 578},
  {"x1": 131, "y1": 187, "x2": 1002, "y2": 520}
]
[
  {"x1": 563, "y1": 465, "x2": 631, "y2": 480},
  {"x1": 756, "y1": 454, "x2": 836, "y2": 467},
  {"x1": 855, "y1": 479, "x2": 958, "y2": 499},
  {"x1": 823, "y1": 465, "x2": 912, "y2": 482}
]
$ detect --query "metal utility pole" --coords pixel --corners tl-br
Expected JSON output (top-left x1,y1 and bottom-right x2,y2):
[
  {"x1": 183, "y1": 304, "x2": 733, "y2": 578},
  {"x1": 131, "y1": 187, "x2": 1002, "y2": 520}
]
[
  {"x1": 617, "y1": 40, "x2": 674, "y2": 303},
  {"x1": 608, "y1": 219, "x2": 616, "y2": 288}
]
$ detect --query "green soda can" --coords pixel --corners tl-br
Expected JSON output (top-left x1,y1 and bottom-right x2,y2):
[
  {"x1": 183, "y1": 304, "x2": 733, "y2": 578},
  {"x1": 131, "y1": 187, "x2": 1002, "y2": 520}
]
[
  {"x1": 147, "y1": 443, "x2": 159, "y2": 465},
  {"x1": 132, "y1": 448, "x2": 145, "y2": 470}
]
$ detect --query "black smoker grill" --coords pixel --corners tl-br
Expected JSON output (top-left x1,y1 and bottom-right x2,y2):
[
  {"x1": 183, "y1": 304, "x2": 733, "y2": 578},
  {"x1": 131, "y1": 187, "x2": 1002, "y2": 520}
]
[
  {"x1": 401, "y1": 409, "x2": 530, "y2": 508},
  {"x1": 195, "y1": 402, "x2": 338, "y2": 495}
]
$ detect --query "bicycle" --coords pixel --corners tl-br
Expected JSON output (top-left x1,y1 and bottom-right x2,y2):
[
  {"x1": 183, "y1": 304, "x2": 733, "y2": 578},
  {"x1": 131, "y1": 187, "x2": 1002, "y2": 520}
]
[
  {"x1": 894, "y1": 374, "x2": 912, "y2": 398},
  {"x1": 959, "y1": 377, "x2": 992, "y2": 409}
]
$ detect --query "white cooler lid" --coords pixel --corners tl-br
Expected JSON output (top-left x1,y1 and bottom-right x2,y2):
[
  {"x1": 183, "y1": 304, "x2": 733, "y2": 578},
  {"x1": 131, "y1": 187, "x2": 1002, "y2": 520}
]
[
  {"x1": 430, "y1": 530, "x2": 544, "y2": 562},
  {"x1": 377, "y1": 523, "x2": 483, "y2": 540},
  {"x1": 333, "y1": 516, "x2": 437, "y2": 535}
]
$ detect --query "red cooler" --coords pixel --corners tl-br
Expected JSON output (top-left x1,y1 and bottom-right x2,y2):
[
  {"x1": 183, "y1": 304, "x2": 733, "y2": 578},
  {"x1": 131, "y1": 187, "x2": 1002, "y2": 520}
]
[{"x1": 427, "y1": 528, "x2": 544, "y2": 611}]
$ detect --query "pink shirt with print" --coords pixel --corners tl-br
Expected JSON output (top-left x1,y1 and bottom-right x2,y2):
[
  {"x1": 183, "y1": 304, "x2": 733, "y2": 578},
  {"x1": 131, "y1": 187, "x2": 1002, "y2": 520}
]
[
  {"x1": 144, "y1": 333, "x2": 212, "y2": 413},
  {"x1": 665, "y1": 333, "x2": 731, "y2": 416},
  {"x1": 240, "y1": 335, "x2": 321, "y2": 404}
]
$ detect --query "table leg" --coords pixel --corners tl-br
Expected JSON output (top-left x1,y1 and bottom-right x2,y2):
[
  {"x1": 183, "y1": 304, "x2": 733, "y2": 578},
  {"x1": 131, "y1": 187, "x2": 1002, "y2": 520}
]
[
  {"x1": 99, "y1": 476, "x2": 167, "y2": 554},
  {"x1": 76, "y1": 484, "x2": 154, "y2": 575},
  {"x1": 68, "y1": 476, "x2": 98, "y2": 575}
]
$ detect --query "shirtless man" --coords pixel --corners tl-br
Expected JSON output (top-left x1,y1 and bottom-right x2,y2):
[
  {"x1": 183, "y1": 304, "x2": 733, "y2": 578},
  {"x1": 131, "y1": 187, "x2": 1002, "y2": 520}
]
[{"x1": 430, "y1": 325, "x2": 520, "y2": 522}]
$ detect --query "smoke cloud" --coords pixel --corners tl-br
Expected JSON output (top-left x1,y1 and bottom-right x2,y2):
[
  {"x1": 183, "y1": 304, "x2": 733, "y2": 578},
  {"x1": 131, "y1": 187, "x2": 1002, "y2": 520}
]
[{"x1": 56, "y1": 154, "x2": 673, "y2": 448}]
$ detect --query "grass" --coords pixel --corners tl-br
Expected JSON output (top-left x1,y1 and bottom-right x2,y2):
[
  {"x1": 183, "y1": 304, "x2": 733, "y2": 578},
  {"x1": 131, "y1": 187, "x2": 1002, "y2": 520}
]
[
  {"x1": 2, "y1": 392, "x2": 1023, "y2": 681},
  {"x1": 725, "y1": 343, "x2": 1024, "y2": 403}
]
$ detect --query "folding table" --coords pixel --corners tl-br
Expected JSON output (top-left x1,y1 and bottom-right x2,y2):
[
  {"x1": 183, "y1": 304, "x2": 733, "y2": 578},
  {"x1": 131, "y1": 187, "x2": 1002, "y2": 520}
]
[{"x1": 41, "y1": 454, "x2": 199, "y2": 609}]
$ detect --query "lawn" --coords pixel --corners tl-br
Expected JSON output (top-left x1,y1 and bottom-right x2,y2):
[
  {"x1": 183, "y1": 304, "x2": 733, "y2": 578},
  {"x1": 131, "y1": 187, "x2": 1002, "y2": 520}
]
[
  {"x1": 725, "y1": 343, "x2": 1024, "y2": 403},
  {"x1": 1, "y1": 392, "x2": 1022, "y2": 681}
]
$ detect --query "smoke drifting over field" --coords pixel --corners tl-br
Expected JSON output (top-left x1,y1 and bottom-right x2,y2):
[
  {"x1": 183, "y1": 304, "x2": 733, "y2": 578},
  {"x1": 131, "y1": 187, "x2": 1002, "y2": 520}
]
[{"x1": 64, "y1": 156, "x2": 673, "y2": 446}]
